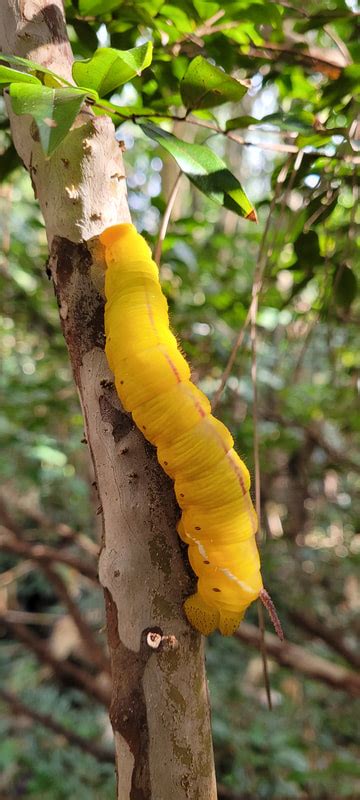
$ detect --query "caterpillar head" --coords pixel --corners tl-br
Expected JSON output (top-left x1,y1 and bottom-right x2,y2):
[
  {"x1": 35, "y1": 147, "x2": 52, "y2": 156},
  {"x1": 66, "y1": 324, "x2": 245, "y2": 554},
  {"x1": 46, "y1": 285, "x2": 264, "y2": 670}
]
[{"x1": 99, "y1": 223, "x2": 152, "y2": 265}]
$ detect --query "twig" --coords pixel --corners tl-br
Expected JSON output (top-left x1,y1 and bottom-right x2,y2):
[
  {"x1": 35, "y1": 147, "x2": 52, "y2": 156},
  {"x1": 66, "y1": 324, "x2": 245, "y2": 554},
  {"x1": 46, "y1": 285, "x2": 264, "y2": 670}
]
[
  {"x1": 235, "y1": 622, "x2": 360, "y2": 695},
  {"x1": 270, "y1": 151, "x2": 303, "y2": 257},
  {"x1": 256, "y1": 604, "x2": 272, "y2": 710},
  {"x1": 154, "y1": 170, "x2": 182, "y2": 265},
  {"x1": 211, "y1": 305, "x2": 252, "y2": 412},
  {"x1": 212, "y1": 178, "x2": 281, "y2": 412},
  {"x1": 247, "y1": 41, "x2": 349, "y2": 73},
  {"x1": 50, "y1": 568, "x2": 108, "y2": 672},
  {"x1": 0, "y1": 610, "x2": 61, "y2": 625},
  {"x1": 0, "y1": 560, "x2": 34, "y2": 588},
  {"x1": 91, "y1": 102, "x2": 360, "y2": 164},
  {"x1": 0, "y1": 490, "x2": 99, "y2": 557},
  {"x1": 0, "y1": 688, "x2": 114, "y2": 763},
  {"x1": 250, "y1": 282, "x2": 261, "y2": 527},
  {"x1": 289, "y1": 609, "x2": 360, "y2": 671},
  {"x1": 217, "y1": 784, "x2": 250, "y2": 800},
  {"x1": 262, "y1": 408, "x2": 359, "y2": 473},
  {"x1": 0, "y1": 523, "x2": 108, "y2": 672},
  {"x1": 194, "y1": 9, "x2": 225, "y2": 37},
  {"x1": 0, "y1": 616, "x2": 110, "y2": 707},
  {"x1": 292, "y1": 315, "x2": 319, "y2": 382},
  {"x1": 323, "y1": 25, "x2": 351, "y2": 64},
  {"x1": 41, "y1": 563, "x2": 110, "y2": 674},
  {"x1": 249, "y1": 204, "x2": 275, "y2": 710},
  {"x1": 0, "y1": 527, "x2": 98, "y2": 581}
]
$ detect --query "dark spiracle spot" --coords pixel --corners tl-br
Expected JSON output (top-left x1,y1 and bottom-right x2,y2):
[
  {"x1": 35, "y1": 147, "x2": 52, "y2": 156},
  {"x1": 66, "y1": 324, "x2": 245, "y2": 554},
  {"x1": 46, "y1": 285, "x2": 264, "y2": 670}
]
[
  {"x1": 120, "y1": 380, "x2": 124, "y2": 385},
  {"x1": 164, "y1": 461, "x2": 168, "y2": 465},
  {"x1": 212, "y1": 587, "x2": 221, "y2": 592},
  {"x1": 203, "y1": 560, "x2": 210, "y2": 565},
  {"x1": 180, "y1": 493, "x2": 184, "y2": 497},
  {"x1": 142, "y1": 425, "x2": 146, "y2": 430},
  {"x1": 195, "y1": 526, "x2": 201, "y2": 531}
]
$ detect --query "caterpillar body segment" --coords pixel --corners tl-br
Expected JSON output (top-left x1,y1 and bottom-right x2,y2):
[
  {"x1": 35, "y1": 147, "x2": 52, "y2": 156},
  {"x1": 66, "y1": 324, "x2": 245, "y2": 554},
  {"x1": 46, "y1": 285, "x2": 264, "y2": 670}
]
[{"x1": 101, "y1": 223, "x2": 263, "y2": 636}]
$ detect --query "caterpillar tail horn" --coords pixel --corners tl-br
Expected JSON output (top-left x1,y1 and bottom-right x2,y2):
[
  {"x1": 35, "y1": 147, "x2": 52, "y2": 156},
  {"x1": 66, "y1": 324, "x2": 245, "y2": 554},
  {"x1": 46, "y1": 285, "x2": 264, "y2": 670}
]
[{"x1": 259, "y1": 588, "x2": 284, "y2": 641}]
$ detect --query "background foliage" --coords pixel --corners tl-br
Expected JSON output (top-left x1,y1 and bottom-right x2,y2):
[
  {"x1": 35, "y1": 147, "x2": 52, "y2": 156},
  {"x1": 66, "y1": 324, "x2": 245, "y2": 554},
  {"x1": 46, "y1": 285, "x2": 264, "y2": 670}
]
[{"x1": 1, "y1": 1, "x2": 359, "y2": 798}]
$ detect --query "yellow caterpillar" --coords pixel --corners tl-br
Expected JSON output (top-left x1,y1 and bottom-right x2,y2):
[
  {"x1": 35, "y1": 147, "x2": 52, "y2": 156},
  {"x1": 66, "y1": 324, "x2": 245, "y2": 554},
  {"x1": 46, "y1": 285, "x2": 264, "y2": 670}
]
[{"x1": 100, "y1": 223, "x2": 282, "y2": 637}]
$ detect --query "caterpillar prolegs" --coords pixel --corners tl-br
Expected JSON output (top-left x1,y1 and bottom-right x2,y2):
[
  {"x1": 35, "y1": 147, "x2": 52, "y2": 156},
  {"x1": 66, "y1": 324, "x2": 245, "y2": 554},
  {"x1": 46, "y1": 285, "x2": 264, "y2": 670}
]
[{"x1": 100, "y1": 223, "x2": 281, "y2": 637}]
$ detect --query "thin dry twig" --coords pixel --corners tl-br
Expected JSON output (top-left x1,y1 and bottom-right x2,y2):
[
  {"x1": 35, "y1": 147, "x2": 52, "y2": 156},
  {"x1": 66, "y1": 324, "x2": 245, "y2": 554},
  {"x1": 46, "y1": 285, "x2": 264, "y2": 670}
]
[
  {"x1": 289, "y1": 609, "x2": 360, "y2": 671},
  {"x1": 212, "y1": 172, "x2": 283, "y2": 412},
  {"x1": 0, "y1": 616, "x2": 110, "y2": 707},
  {"x1": 154, "y1": 170, "x2": 182, "y2": 265},
  {"x1": 211, "y1": 305, "x2": 252, "y2": 412},
  {"x1": 0, "y1": 688, "x2": 114, "y2": 763},
  {"x1": 0, "y1": 560, "x2": 34, "y2": 588},
  {"x1": 249, "y1": 210, "x2": 274, "y2": 710},
  {"x1": 0, "y1": 490, "x2": 99, "y2": 557},
  {"x1": 235, "y1": 622, "x2": 360, "y2": 695},
  {"x1": 90, "y1": 102, "x2": 360, "y2": 164},
  {"x1": 0, "y1": 527, "x2": 98, "y2": 582},
  {"x1": 0, "y1": 610, "x2": 61, "y2": 625},
  {"x1": 41, "y1": 563, "x2": 110, "y2": 674},
  {"x1": 0, "y1": 518, "x2": 108, "y2": 673},
  {"x1": 270, "y1": 151, "x2": 303, "y2": 257}
]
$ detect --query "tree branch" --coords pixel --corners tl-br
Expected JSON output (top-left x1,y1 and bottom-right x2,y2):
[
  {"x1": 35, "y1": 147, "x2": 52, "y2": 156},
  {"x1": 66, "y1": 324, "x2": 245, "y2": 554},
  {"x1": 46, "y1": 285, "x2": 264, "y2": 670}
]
[
  {"x1": 0, "y1": 527, "x2": 98, "y2": 581},
  {"x1": 289, "y1": 609, "x2": 360, "y2": 671},
  {"x1": 235, "y1": 623, "x2": 360, "y2": 695},
  {"x1": 1, "y1": 3, "x2": 217, "y2": 797},
  {"x1": 0, "y1": 687, "x2": 114, "y2": 764},
  {"x1": 41, "y1": 562, "x2": 110, "y2": 674},
  {"x1": 0, "y1": 615, "x2": 110, "y2": 706}
]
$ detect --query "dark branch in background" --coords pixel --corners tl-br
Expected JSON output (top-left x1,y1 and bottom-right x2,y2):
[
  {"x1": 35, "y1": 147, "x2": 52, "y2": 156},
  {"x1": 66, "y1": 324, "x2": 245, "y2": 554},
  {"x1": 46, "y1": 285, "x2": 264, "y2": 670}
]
[
  {"x1": 217, "y1": 785, "x2": 253, "y2": 800},
  {"x1": 2, "y1": 477, "x2": 360, "y2": 699},
  {"x1": 173, "y1": 6, "x2": 350, "y2": 77},
  {"x1": 262, "y1": 409, "x2": 360, "y2": 474},
  {"x1": 0, "y1": 495, "x2": 109, "y2": 671},
  {"x1": 0, "y1": 527, "x2": 98, "y2": 581},
  {"x1": 212, "y1": 163, "x2": 288, "y2": 411},
  {"x1": 0, "y1": 688, "x2": 114, "y2": 764},
  {"x1": 289, "y1": 609, "x2": 360, "y2": 671},
  {"x1": 0, "y1": 490, "x2": 99, "y2": 557},
  {"x1": 41, "y1": 562, "x2": 110, "y2": 674},
  {"x1": 154, "y1": 170, "x2": 182, "y2": 265},
  {"x1": 0, "y1": 616, "x2": 110, "y2": 707},
  {"x1": 235, "y1": 623, "x2": 360, "y2": 696},
  {"x1": 247, "y1": 41, "x2": 348, "y2": 77},
  {"x1": 1, "y1": 610, "x2": 61, "y2": 625},
  {"x1": 90, "y1": 97, "x2": 358, "y2": 163},
  {"x1": 0, "y1": 517, "x2": 109, "y2": 673}
]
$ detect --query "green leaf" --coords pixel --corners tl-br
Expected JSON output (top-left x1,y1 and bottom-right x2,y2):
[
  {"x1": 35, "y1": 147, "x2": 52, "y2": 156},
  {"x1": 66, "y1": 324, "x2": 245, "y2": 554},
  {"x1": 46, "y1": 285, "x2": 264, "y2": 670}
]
[
  {"x1": 334, "y1": 265, "x2": 357, "y2": 308},
  {"x1": 72, "y1": 43, "x2": 153, "y2": 97},
  {"x1": 78, "y1": 0, "x2": 122, "y2": 12},
  {"x1": 72, "y1": 20, "x2": 99, "y2": 55},
  {"x1": 180, "y1": 55, "x2": 248, "y2": 110},
  {"x1": 0, "y1": 142, "x2": 21, "y2": 181},
  {"x1": 141, "y1": 122, "x2": 256, "y2": 220},
  {"x1": 227, "y1": 111, "x2": 316, "y2": 133},
  {"x1": 0, "y1": 53, "x2": 71, "y2": 88},
  {"x1": 0, "y1": 66, "x2": 41, "y2": 86},
  {"x1": 9, "y1": 85, "x2": 87, "y2": 156},
  {"x1": 294, "y1": 230, "x2": 321, "y2": 268},
  {"x1": 226, "y1": 115, "x2": 259, "y2": 131},
  {"x1": 193, "y1": 0, "x2": 220, "y2": 18},
  {"x1": 260, "y1": 111, "x2": 315, "y2": 132}
]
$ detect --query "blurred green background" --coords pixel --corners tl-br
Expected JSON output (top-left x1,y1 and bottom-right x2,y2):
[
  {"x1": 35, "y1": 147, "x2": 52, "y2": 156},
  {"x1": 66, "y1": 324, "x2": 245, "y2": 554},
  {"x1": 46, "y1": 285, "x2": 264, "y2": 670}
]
[{"x1": 1, "y1": 1, "x2": 359, "y2": 798}]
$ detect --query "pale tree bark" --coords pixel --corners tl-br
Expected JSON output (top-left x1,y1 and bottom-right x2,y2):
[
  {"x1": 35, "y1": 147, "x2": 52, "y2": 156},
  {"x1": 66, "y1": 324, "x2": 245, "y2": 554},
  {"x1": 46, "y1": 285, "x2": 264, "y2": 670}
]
[{"x1": 0, "y1": 2, "x2": 217, "y2": 798}]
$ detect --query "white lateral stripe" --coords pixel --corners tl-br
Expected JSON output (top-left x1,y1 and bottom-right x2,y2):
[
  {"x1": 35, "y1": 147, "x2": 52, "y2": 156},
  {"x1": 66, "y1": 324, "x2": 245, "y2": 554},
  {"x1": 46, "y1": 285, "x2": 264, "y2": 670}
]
[
  {"x1": 187, "y1": 535, "x2": 254, "y2": 593},
  {"x1": 219, "y1": 567, "x2": 254, "y2": 593}
]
